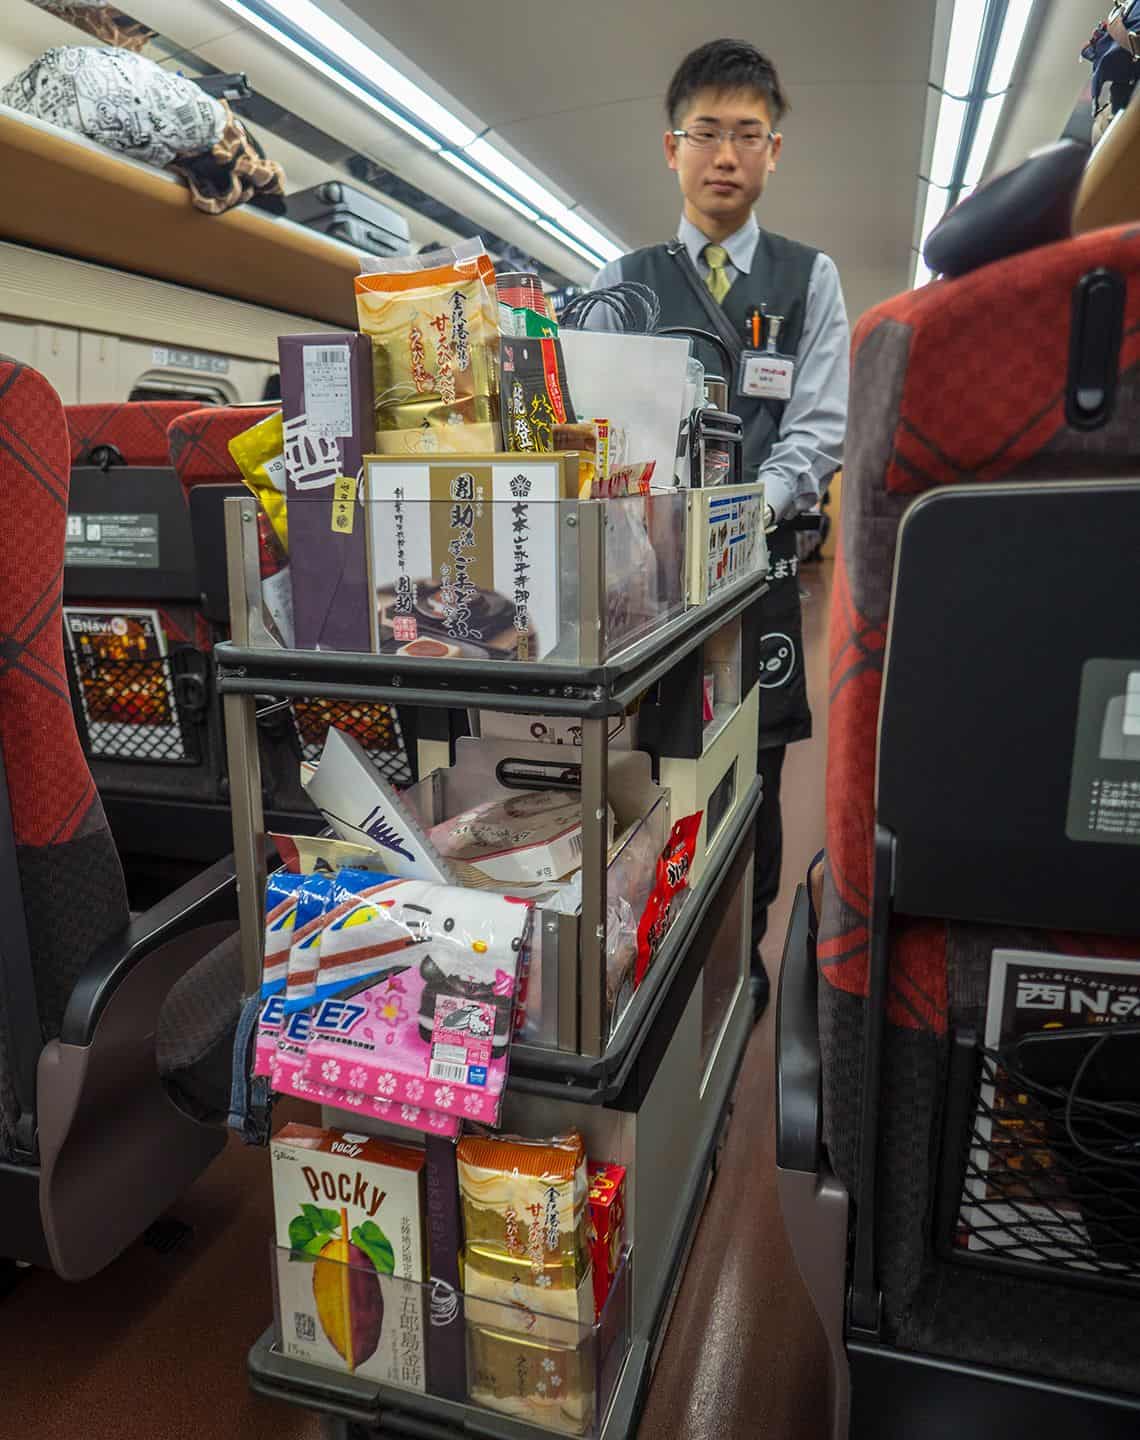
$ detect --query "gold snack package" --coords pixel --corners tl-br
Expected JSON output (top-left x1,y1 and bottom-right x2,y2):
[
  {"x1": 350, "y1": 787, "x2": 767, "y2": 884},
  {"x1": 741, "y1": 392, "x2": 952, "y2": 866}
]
[
  {"x1": 355, "y1": 238, "x2": 502, "y2": 455},
  {"x1": 464, "y1": 1244, "x2": 595, "y2": 1333},
  {"x1": 228, "y1": 410, "x2": 288, "y2": 550},
  {"x1": 467, "y1": 1322, "x2": 593, "y2": 1436},
  {"x1": 456, "y1": 1133, "x2": 590, "y2": 1286}
]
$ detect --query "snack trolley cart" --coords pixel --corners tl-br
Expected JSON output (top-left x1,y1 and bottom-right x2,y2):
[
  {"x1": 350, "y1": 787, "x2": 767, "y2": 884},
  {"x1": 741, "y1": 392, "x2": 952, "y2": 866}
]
[{"x1": 215, "y1": 482, "x2": 769, "y2": 1440}]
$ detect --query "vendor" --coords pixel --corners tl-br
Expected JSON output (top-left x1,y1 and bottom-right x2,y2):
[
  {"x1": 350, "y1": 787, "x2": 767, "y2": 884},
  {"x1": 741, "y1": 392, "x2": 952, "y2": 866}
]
[{"x1": 589, "y1": 38, "x2": 849, "y2": 1017}]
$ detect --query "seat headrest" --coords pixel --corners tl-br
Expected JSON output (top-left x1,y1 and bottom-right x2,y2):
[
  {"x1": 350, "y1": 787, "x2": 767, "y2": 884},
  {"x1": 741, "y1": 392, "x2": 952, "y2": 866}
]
[
  {"x1": 924, "y1": 140, "x2": 1091, "y2": 280},
  {"x1": 167, "y1": 405, "x2": 278, "y2": 500},
  {"x1": 66, "y1": 401, "x2": 201, "y2": 467}
]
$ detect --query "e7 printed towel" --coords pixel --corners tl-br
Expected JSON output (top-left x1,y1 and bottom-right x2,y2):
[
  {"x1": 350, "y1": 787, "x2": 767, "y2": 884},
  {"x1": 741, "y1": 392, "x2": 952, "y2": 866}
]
[{"x1": 303, "y1": 873, "x2": 531, "y2": 1126}]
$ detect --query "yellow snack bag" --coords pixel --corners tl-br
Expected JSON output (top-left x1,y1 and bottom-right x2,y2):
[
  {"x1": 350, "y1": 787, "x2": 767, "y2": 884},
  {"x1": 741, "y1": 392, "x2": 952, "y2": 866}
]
[{"x1": 228, "y1": 410, "x2": 288, "y2": 550}]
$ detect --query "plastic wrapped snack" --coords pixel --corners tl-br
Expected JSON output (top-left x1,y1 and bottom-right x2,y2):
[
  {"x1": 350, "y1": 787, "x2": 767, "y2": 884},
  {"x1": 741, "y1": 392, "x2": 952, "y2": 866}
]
[
  {"x1": 500, "y1": 334, "x2": 575, "y2": 453},
  {"x1": 457, "y1": 1132, "x2": 591, "y2": 1287},
  {"x1": 274, "y1": 869, "x2": 461, "y2": 1138},
  {"x1": 272, "y1": 873, "x2": 334, "y2": 1093},
  {"x1": 228, "y1": 410, "x2": 288, "y2": 548},
  {"x1": 302, "y1": 874, "x2": 532, "y2": 1127},
  {"x1": 635, "y1": 812, "x2": 702, "y2": 986},
  {"x1": 355, "y1": 238, "x2": 501, "y2": 455},
  {"x1": 253, "y1": 871, "x2": 306, "y2": 1078},
  {"x1": 228, "y1": 410, "x2": 294, "y2": 645},
  {"x1": 458, "y1": 1131, "x2": 594, "y2": 1435}
]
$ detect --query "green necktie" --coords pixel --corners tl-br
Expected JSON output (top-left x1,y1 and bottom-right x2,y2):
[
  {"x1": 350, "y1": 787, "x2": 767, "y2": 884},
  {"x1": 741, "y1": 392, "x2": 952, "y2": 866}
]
[{"x1": 703, "y1": 243, "x2": 732, "y2": 305}]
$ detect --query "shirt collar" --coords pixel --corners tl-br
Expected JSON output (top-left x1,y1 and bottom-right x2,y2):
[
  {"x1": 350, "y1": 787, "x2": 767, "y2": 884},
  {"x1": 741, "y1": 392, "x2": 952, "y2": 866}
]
[{"x1": 678, "y1": 212, "x2": 760, "y2": 274}]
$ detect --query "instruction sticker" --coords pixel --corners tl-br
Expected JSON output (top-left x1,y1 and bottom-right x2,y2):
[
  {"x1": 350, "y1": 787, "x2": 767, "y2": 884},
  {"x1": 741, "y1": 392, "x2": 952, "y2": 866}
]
[
  {"x1": 1066, "y1": 659, "x2": 1140, "y2": 846},
  {"x1": 65, "y1": 512, "x2": 159, "y2": 569},
  {"x1": 303, "y1": 344, "x2": 353, "y2": 438}
]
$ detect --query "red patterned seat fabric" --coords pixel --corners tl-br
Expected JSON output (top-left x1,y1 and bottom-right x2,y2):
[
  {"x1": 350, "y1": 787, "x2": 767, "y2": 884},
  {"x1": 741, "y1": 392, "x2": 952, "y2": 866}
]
[
  {"x1": 167, "y1": 404, "x2": 278, "y2": 499},
  {"x1": 820, "y1": 222, "x2": 1140, "y2": 1036},
  {"x1": 0, "y1": 360, "x2": 130, "y2": 1151},
  {"x1": 66, "y1": 401, "x2": 201, "y2": 467}
]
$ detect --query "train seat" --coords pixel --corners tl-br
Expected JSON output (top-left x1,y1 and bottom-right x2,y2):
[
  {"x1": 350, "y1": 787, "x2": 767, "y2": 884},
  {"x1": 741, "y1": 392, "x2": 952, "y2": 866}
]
[
  {"x1": 0, "y1": 358, "x2": 240, "y2": 1280},
  {"x1": 775, "y1": 217, "x2": 1140, "y2": 1438},
  {"x1": 66, "y1": 400, "x2": 201, "y2": 469},
  {"x1": 61, "y1": 401, "x2": 232, "y2": 896}
]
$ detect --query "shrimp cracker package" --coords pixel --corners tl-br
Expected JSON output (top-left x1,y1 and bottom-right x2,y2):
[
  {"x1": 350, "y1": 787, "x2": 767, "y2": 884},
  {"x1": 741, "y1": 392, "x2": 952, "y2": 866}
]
[
  {"x1": 304, "y1": 874, "x2": 532, "y2": 1127},
  {"x1": 254, "y1": 871, "x2": 307, "y2": 1078},
  {"x1": 355, "y1": 239, "x2": 501, "y2": 456}
]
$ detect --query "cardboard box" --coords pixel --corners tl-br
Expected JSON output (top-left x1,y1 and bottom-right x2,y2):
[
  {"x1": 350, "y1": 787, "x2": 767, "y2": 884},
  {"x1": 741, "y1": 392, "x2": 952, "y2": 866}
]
[
  {"x1": 364, "y1": 452, "x2": 577, "y2": 662},
  {"x1": 429, "y1": 790, "x2": 613, "y2": 886},
  {"x1": 271, "y1": 1123, "x2": 427, "y2": 1389},
  {"x1": 280, "y1": 333, "x2": 374, "y2": 651},
  {"x1": 586, "y1": 1162, "x2": 627, "y2": 1320}
]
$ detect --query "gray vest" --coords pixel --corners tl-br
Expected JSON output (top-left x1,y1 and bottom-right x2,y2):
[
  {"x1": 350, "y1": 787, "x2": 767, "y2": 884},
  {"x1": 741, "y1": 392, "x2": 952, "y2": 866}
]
[{"x1": 619, "y1": 228, "x2": 818, "y2": 477}]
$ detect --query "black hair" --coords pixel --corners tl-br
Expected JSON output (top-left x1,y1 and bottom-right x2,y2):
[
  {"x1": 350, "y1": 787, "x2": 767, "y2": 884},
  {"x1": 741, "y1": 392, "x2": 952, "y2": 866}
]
[{"x1": 666, "y1": 40, "x2": 788, "y2": 128}]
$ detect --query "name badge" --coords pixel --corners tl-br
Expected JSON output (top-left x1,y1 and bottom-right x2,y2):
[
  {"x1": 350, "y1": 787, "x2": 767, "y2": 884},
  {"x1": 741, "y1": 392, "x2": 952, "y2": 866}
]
[{"x1": 739, "y1": 350, "x2": 795, "y2": 401}]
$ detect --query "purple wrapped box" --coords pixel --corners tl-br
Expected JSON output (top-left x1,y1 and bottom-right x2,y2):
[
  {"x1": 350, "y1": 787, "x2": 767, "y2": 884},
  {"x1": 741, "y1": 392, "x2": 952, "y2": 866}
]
[
  {"x1": 279, "y1": 332, "x2": 374, "y2": 651},
  {"x1": 424, "y1": 1135, "x2": 466, "y2": 1401}
]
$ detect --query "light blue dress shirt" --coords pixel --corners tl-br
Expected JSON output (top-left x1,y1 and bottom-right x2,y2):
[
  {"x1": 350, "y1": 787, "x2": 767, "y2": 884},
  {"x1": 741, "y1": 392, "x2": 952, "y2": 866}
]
[{"x1": 589, "y1": 214, "x2": 849, "y2": 520}]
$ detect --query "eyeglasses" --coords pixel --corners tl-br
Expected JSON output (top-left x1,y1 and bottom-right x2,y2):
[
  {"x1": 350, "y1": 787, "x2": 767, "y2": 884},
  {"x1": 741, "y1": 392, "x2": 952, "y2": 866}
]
[{"x1": 671, "y1": 126, "x2": 775, "y2": 152}]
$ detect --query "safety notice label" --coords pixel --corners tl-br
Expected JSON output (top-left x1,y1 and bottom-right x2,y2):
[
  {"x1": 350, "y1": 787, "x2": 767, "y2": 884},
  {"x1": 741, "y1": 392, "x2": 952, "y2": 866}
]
[
  {"x1": 65, "y1": 512, "x2": 159, "y2": 569},
  {"x1": 1066, "y1": 659, "x2": 1140, "y2": 846}
]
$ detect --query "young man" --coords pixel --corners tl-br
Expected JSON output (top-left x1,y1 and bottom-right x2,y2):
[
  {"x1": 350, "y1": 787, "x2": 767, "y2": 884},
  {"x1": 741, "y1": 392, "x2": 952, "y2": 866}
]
[{"x1": 590, "y1": 39, "x2": 849, "y2": 1017}]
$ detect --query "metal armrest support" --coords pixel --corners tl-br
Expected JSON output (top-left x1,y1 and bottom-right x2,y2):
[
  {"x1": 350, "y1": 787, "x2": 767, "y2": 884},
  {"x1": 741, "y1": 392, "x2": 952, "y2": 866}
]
[
  {"x1": 61, "y1": 852, "x2": 239, "y2": 1046},
  {"x1": 776, "y1": 884, "x2": 822, "y2": 1172}
]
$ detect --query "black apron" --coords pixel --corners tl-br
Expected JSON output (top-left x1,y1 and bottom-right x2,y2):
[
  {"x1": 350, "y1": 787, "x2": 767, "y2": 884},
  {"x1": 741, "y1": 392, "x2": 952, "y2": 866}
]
[{"x1": 755, "y1": 522, "x2": 810, "y2": 747}]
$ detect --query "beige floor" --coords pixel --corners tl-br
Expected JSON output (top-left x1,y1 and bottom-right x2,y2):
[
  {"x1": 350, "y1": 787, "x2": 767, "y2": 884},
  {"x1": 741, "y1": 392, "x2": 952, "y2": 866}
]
[{"x1": 2, "y1": 561, "x2": 833, "y2": 1439}]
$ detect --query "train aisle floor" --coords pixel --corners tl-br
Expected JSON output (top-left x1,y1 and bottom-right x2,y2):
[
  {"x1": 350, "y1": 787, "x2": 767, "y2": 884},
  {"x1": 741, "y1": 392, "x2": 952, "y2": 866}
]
[{"x1": 0, "y1": 561, "x2": 832, "y2": 1440}]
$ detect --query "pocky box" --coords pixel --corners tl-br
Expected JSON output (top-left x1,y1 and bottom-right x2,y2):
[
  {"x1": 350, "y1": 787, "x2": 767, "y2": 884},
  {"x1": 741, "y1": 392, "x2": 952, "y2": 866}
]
[
  {"x1": 279, "y1": 333, "x2": 374, "y2": 652},
  {"x1": 271, "y1": 1123, "x2": 427, "y2": 1390},
  {"x1": 253, "y1": 871, "x2": 307, "y2": 1079},
  {"x1": 302, "y1": 875, "x2": 532, "y2": 1127}
]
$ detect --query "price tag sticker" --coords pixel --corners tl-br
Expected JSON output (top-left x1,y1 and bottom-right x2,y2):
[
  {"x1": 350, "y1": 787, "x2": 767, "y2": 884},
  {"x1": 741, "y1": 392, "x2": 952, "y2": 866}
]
[
  {"x1": 739, "y1": 351, "x2": 796, "y2": 401},
  {"x1": 330, "y1": 474, "x2": 356, "y2": 534}
]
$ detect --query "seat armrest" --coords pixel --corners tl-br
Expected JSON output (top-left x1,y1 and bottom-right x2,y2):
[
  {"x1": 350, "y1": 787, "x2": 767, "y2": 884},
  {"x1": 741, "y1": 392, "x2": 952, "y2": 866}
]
[
  {"x1": 775, "y1": 883, "x2": 823, "y2": 1173},
  {"x1": 61, "y1": 852, "x2": 239, "y2": 1046}
]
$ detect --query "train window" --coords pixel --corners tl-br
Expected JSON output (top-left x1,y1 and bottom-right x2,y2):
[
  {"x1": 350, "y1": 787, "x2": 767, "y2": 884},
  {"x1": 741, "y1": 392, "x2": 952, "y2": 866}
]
[{"x1": 127, "y1": 382, "x2": 227, "y2": 404}]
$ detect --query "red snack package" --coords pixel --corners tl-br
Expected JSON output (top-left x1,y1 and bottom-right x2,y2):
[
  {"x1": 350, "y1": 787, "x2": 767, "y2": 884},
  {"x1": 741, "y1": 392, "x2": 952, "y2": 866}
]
[
  {"x1": 634, "y1": 812, "x2": 702, "y2": 986},
  {"x1": 587, "y1": 1161, "x2": 627, "y2": 1320}
]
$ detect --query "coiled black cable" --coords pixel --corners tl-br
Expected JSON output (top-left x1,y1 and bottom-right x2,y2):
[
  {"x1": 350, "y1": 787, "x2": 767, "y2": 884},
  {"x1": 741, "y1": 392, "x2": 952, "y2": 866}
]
[{"x1": 558, "y1": 283, "x2": 661, "y2": 332}]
